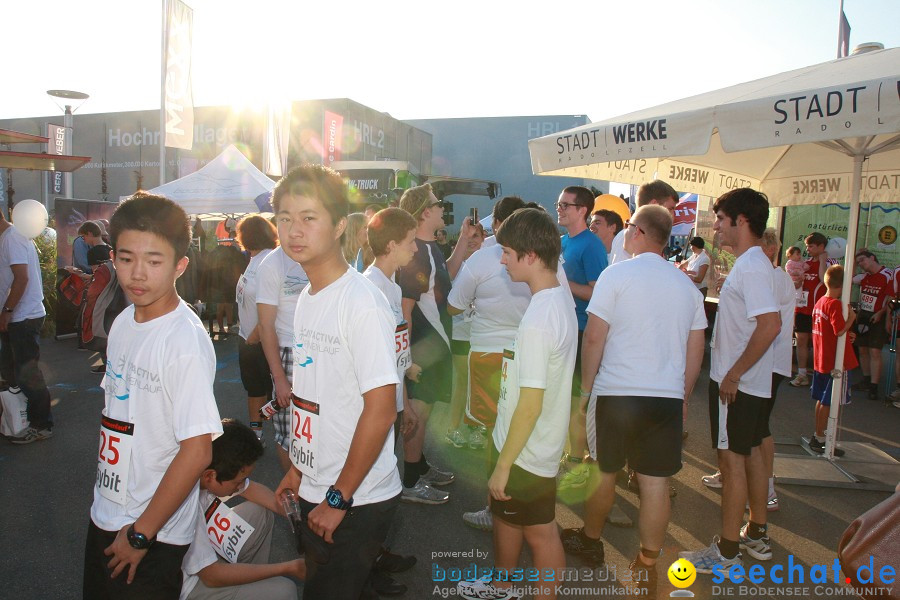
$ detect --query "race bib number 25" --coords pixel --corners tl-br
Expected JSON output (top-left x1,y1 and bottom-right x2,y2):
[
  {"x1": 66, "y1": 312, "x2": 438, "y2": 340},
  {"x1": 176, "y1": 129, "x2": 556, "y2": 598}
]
[{"x1": 96, "y1": 415, "x2": 134, "y2": 505}]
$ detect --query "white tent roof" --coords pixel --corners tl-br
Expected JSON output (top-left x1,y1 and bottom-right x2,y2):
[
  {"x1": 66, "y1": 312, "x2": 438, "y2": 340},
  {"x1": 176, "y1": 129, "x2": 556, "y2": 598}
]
[
  {"x1": 529, "y1": 47, "x2": 900, "y2": 206},
  {"x1": 149, "y1": 144, "x2": 275, "y2": 216}
]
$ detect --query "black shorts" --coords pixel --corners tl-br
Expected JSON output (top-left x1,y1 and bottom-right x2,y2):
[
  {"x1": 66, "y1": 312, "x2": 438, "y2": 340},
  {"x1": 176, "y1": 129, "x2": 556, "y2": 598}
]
[
  {"x1": 238, "y1": 337, "x2": 273, "y2": 398},
  {"x1": 594, "y1": 396, "x2": 683, "y2": 477},
  {"x1": 794, "y1": 312, "x2": 813, "y2": 334},
  {"x1": 857, "y1": 311, "x2": 889, "y2": 348},
  {"x1": 489, "y1": 444, "x2": 557, "y2": 526},
  {"x1": 571, "y1": 329, "x2": 584, "y2": 398},
  {"x1": 407, "y1": 331, "x2": 452, "y2": 404},
  {"x1": 761, "y1": 373, "x2": 786, "y2": 438},
  {"x1": 450, "y1": 339, "x2": 471, "y2": 356},
  {"x1": 708, "y1": 380, "x2": 767, "y2": 456}
]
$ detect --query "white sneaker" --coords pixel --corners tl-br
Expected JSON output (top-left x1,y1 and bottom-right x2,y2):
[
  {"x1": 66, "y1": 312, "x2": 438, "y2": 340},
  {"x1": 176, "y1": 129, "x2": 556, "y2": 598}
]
[
  {"x1": 889, "y1": 388, "x2": 900, "y2": 401},
  {"x1": 457, "y1": 578, "x2": 518, "y2": 600},
  {"x1": 421, "y1": 463, "x2": 455, "y2": 486},
  {"x1": 701, "y1": 471, "x2": 723, "y2": 489},
  {"x1": 468, "y1": 426, "x2": 487, "y2": 450},
  {"x1": 463, "y1": 506, "x2": 493, "y2": 531},
  {"x1": 10, "y1": 427, "x2": 53, "y2": 445},
  {"x1": 739, "y1": 523, "x2": 773, "y2": 560},
  {"x1": 679, "y1": 536, "x2": 742, "y2": 574},
  {"x1": 445, "y1": 428, "x2": 468, "y2": 448},
  {"x1": 401, "y1": 479, "x2": 449, "y2": 505},
  {"x1": 789, "y1": 373, "x2": 810, "y2": 387}
]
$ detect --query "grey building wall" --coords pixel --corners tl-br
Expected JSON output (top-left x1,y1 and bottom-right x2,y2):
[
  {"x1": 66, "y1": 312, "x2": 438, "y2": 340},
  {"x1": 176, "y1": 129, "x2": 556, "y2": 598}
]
[{"x1": 405, "y1": 115, "x2": 607, "y2": 231}]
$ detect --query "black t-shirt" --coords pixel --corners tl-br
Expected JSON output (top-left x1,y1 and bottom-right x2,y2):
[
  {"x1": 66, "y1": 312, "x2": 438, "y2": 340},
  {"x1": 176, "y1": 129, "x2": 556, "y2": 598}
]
[{"x1": 396, "y1": 239, "x2": 452, "y2": 345}]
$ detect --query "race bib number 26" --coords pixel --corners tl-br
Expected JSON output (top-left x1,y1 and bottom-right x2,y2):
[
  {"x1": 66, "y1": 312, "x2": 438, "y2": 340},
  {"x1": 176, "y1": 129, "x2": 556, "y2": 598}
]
[
  {"x1": 204, "y1": 499, "x2": 255, "y2": 563},
  {"x1": 290, "y1": 395, "x2": 320, "y2": 478}
]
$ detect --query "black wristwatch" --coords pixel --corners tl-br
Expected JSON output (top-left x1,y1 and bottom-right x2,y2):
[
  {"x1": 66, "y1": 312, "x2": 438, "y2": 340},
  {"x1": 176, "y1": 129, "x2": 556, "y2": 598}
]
[
  {"x1": 126, "y1": 524, "x2": 155, "y2": 550},
  {"x1": 325, "y1": 485, "x2": 353, "y2": 510}
]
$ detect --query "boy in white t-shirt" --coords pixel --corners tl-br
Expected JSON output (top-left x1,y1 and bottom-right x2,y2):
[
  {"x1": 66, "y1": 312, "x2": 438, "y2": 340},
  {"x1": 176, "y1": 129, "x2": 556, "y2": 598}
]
[
  {"x1": 458, "y1": 208, "x2": 577, "y2": 600},
  {"x1": 180, "y1": 419, "x2": 303, "y2": 600},
  {"x1": 272, "y1": 165, "x2": 402, "y2": 599},
  {"x1": 83, "y1": 193, "x2": 223, "y2": 599}
]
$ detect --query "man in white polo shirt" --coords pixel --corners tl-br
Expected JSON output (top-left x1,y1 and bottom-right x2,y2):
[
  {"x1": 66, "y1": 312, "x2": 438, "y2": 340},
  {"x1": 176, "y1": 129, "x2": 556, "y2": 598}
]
[
  {"x1": 562, "y1": 205, "x2": 706, "y2": 597},
  {"x1": 681, "y1": 188, "x2": 781, "y2": 575}
]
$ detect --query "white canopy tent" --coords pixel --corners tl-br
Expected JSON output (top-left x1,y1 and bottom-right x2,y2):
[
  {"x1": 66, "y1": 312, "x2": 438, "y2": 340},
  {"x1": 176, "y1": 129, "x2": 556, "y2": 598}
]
[
  {"x1": 529, "y1": 46, "x2": 900, "y2": 488},
  {"x1": 149, "y1": 144, "x2": 275, "y2": 218}
]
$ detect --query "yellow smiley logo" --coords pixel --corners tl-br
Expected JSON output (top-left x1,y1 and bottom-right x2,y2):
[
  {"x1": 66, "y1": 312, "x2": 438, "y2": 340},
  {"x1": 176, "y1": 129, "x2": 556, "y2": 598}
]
[{"x1": 668, "y1": 558, "x2": 697, "y2": 588}]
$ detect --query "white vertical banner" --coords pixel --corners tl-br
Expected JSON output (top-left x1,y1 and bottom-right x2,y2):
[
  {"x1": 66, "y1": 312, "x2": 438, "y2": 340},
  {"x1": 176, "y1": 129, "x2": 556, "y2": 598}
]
[
  {"x1": 264, "y1": 101, "x2": 291, "y2": 177},
  {"x1": 163, "y1": 0, "x2": 194, "y2": 150},
  {"x1": 47, "y1": 124, "x2": 68, "y2": 197}
]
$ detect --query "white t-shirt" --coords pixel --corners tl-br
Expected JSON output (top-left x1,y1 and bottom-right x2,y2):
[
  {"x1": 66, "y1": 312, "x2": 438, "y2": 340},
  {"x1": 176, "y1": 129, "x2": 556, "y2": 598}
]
[
  {"x1": 481, "y1": 235, "x2": 498, "y2": 249},
  {"x1": 772, "y1": 267, "x2": 797, "y2": 377},
  {"x1": 363, "y1": 265, "x2": 409, "y2": 412},
  {"x1": 236, "y1": 248, "x2": 273, "y2": 340},
  {"x1": 0, "y1": 225, "x2": 46, "y2": 321},
  {"x1": 451, "y1": 311, "x2": 472, "y2": 342},
  {"x1": 180, "y1": 481, "x2": 251, "y2": 600},
  {"x1": 291, "y1": 269, "x2": 402, "y2": 506},
  {"x1": 683, "y1": 251, "x2": 710, "y2": 290},
  {"x1": 587, "y1": 253, "x2": 707, "y2": 399},
  {"x1": 710, "y1": 246, "x2": 779, "y2": 398},
  {"x1": 607, "y1": 229, "x2": 630, "y2": 265},
  {"x1": 255, "y1": 247, "x2": 309, "y2": 347},
  {"x1": 91, "y1": 302, "x2": 223, "y2": 545},
  {"x1": 492, "y1": 286, "x2": 576, "y2": 477}
]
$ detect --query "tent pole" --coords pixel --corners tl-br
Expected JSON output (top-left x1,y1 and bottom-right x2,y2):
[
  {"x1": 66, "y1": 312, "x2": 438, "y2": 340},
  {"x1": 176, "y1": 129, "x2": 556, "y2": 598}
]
[{"x1": 824, "y1": 152, "x2": 865, "y2": 459}]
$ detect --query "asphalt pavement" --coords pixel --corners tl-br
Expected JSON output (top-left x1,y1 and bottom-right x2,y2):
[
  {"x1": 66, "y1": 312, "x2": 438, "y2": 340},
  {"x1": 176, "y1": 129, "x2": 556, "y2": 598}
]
[{"x1": 1, "y1": 333, "x2": 897, "y2": 600}]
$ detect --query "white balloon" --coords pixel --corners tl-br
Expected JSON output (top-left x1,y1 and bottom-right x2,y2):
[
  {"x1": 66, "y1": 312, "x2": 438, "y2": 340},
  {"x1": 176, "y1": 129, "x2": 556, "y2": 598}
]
[
  {"x1": 825, "y1": 237, "x2": 847, "y2": 260},
  {"x1": 11, "y1": 199, "x2": 49, "y2": 240}
]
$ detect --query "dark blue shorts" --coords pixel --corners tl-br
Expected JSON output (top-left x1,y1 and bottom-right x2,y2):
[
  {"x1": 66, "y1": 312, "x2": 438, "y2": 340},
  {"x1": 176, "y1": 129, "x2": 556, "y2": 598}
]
[{"x1": 811, "y1": 371, "x2": 851, "y2": 407}]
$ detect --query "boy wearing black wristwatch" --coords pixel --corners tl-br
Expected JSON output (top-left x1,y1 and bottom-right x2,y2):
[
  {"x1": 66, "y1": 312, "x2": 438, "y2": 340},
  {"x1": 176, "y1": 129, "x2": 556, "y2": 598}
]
[{"x1": 272, "y1": 166, "x2": 402, "y2": 599}]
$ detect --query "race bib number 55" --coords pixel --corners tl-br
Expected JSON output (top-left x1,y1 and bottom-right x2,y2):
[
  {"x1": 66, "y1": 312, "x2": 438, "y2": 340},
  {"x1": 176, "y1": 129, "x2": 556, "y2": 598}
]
[
  {"x1": 204, "y1": 499, "x2": 255, "y2": 563},
  {"x1": 395, "y1": 322, "x2": 411, "y2": 372},
  {"x1": 290, "y1": 395, "x2": 319, "y2": 478},
  {"x1": 96, "y1": 415, "x2": 134, "y2": 505}
]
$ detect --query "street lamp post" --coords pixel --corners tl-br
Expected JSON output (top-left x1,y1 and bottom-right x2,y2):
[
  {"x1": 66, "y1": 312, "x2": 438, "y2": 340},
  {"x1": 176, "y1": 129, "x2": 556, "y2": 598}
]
[{"x1": 46, "y1": 89, "x2": 89, "y2": 200}]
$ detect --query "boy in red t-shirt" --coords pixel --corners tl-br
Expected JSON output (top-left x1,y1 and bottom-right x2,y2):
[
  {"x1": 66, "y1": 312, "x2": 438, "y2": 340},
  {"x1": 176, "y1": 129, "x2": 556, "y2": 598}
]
[{"x1": 810, "y1": 265, "x2": 857, "y2": 455}]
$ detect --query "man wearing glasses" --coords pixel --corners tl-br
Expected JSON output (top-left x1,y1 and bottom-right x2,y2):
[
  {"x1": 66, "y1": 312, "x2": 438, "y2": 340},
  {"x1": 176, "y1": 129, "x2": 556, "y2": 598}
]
[
  {"x1": 396, "y1": 184, "x2": 478, "y2": 504},
  {"x1": 608, "y1": 180, "x2": 679, "y2": 265},
  {"x1": 556, "y1": 186, "x2": 608, "y2": 493}
]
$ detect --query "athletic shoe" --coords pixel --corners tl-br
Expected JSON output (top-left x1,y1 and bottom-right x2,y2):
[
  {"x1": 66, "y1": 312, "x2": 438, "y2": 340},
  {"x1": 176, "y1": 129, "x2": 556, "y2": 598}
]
[
  {"x1": 623, "y1": 556, "x2": 658, "y2": 598},
  {"x1": 851, "y1": 378, "x2": 871, "y2": 391},
  {"x1": 789, "y1": 373, "x2": 810, "y2": 387},
  {"x1": 371, "y1": 570, "x2": 407, "y2": 596},
  {"x1": 560, "y1": 528, "x2": 605, "y2": 566},
  {"x1": 558, "y1": 463, "x2": 590, "y2": 490},
  {"x1": 867, "y1": 384, "x2": 879, "y2": 401},
  {"x1": 401, "y1": 480, "x2": 449, "y2": 505},
  {"x1": 809, "y1": 436, "x2": 845, "y2": 457},
  {"x1": 421, "y1": 463, "x2": 455, "y2": 486},
  {"x1": 739, "y1": 523, "x2": 773, "y2": 560},
  {"x1": 462, "y1": 506, "x2": 493, "y2": 531},
  {"x1": 10, "y1": 427, "x2": 53, "y2": 445},
  {"x1": 90, "y1": 364, "x2": 106, "y2": 373},
  {"x1": 889, "y1": 388, "x2": 900, "y2": 401},
  {"x1": 767, "y1": 493, "x2": 780, "y2": 512},
  {"x1": 679, "y1": 536, "x2": 742, "y2": 574},
  {"x1": 702, "y1": 471, "x2": 724, "y2": 489},
  {"x1": 893, "y1": 400, "x2": 900, "y2": 409},
  {"x1": 445, "y1": 427, "x2": 468, "y2": 448},
  {"x1": 468, "y1": 426, "x2": 487, "y2": 450},
  {"x1": 375, "y1": 548, "x2": 416, "y2": 573},
  {"x1": 457, "y1": 578, "x2": 518, "y2": 600}
]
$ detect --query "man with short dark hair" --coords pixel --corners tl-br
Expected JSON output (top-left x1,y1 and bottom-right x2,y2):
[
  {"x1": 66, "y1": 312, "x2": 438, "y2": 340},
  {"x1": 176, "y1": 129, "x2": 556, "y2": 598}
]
[
  {"x1": 74, "y1": 220, "x2": 103, "y2": 273},
  {"x1": 790, "y1": 232, "x2": 836, "y2": 387},
  {"x1": 589, "y1": 210, "x2": 623, "y2": 261},
  {"x1": 852, "y1": 249, "x2": 893, "y2": 399},
  {"x1": 0, "y1": 209, "x2": 54, "y2": 444},
  {"x1": 608, "y1": 180, "x2": 678, "y2": 264},
  {"x1": 680, "y1": 188, "x2": 781, "y2": 575},
  {"x1": 556, "y1": 186, "x2": 608, "y2": 492}
]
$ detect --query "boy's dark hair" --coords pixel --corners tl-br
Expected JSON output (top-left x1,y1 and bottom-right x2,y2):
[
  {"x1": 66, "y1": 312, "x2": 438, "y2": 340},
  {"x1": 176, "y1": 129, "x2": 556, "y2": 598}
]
[
  {"x1": 491, "y1": 196, "x2": 525, "y2": 224},
  {"x1": 210, "y1": 419, "x2": 264, "y2": 483},
  {"x1": 689, "y1": 236, "x2": 705, "y2": 250},
  {"x1": 78, "y1": 221, "x2": 102, "y2": 237},
  {"x1": 824, "y1": 264, "x2": 843, "y2": 289},
  {"x1": 804, "y1": 232, "x2": 828, "y2": 247},
  {"x1": 855, "y1": 248, "x2": 877, "y2": 262},
  {"x1": 561, "y1": 186, "x2": 595, "y2": 221},
  {"x1": 272, "y1": 164, "x2": 349, "y2": 225},
  {"x1": 637, "y1": 180, "x2": 678, "y2": 207},
  {"x1": 592, "y1": 209, "x2": 624, "y2": 234},
  {"x1": 712, "y1": 188, "x2": 769, "y2": 238},
  {"x1": 110, "y1": 192, "x2": 191, "y2": 261},
  {"x1": 367, "y1": 207, "x2": 417, "y2": 257},
  {"x1": 365, "y1": 203, "x2": 382, "y2": 214},
  {"x1": 495, "y1": 208, "x2": 560, "y2": 271},
  {"x1": 237, "y1": 215, "x2": 278, "y2": 251}
]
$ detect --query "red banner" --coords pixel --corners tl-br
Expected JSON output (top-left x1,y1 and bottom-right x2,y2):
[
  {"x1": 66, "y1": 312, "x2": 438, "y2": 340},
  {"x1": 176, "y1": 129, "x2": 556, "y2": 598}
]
[{"x1": 323, "y1": 111, "x2": 343, "y2": 166}]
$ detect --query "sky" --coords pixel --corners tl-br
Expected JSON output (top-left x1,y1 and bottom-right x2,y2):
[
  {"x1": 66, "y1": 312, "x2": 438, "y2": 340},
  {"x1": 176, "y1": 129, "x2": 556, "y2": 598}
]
[{"x1": 3, "y1": 0, "x2": 900, "y2": 123}]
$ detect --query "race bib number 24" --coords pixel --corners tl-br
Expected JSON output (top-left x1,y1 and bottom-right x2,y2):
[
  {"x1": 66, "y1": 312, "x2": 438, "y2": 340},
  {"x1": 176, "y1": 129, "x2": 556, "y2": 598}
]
[{"x1": 290, "y1": 395, "x2": 319, "y2": 478}]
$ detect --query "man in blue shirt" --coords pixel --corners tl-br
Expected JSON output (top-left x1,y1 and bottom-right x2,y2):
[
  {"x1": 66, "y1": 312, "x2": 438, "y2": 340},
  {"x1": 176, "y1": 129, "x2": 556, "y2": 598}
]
[
  {"x1": 557, "y1": 186, "x2": 607, "y2": 492},
  {"x1": 72, "y1": 221, "x2": 103, "y2": 273}
]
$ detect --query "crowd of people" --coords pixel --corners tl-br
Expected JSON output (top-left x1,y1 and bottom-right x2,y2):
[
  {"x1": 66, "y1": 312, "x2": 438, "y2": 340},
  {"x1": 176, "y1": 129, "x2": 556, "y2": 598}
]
[{"x1": 0, "y1": 164, "x2": 899, "y2": 600}]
